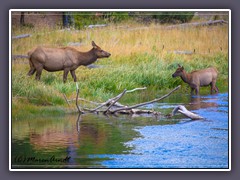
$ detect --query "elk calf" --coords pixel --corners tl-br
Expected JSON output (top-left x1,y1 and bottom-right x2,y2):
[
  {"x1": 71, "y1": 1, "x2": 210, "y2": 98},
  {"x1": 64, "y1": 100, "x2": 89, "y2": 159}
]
[
  {"x1": 27, "y1": 41, "x2": 111, "y2": 83},
  {"x1": 172, "y1": 64, "x2": 219, "y2": 95}
]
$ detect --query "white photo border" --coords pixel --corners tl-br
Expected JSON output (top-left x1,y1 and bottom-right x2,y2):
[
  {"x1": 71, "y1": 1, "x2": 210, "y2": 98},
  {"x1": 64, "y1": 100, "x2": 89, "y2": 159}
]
[{"x1": 9, "y1": 9, "x2": 231, "y2": 172}]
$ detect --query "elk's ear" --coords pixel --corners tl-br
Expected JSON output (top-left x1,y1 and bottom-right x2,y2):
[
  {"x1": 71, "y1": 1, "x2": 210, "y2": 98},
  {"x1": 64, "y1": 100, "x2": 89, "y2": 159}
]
[
  {"x1": 181, "y1": 66, "x2": 184, "y2": 70},
  {"x1": 178, "y1": 64, "x2": 181, "y2": 68},
  {"x1": 92, "y1": 41, "x2": 97, "y2": 48}
]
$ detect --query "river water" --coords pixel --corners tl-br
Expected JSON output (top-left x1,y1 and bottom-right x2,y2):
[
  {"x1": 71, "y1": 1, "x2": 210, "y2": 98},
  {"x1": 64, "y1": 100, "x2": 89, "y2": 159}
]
[{"x1": 11, "y1": 92, "x2": 229, "y2": 169}]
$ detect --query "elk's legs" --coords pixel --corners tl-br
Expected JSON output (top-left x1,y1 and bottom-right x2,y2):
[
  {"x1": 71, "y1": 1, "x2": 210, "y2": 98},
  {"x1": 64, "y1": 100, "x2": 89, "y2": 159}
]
[
  {"x1": 210, "y1": 80, "x2": 219, "y2": 94},
  {"x1": 35, "y1": 66, "x2": 43, "y2": 81},
  {"x1": 63, "y1": 68, "x2": 70, "y2": 83},
  {"x1": 70, "y1": 70, "x2": 77, "y2": 82},
  {"x1": 27, "y1": 68, "x2": 36, "y2": 76},
  {"x1": 27, "y1": 60, "x2": 36, "y2": 76}
]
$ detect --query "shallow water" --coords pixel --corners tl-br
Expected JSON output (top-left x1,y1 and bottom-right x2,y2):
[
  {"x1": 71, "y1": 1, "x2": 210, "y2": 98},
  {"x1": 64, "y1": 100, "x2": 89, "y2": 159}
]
[{"x1": 11, "y1": 92, "x2": 229, "y2": 169}]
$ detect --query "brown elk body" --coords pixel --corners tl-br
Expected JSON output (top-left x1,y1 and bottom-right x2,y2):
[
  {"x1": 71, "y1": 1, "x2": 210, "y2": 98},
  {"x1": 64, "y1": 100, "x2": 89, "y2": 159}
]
[
  {"x1": 172, "y1": 64, "x2": 219, "y2": 95},
  {"x1": 27, "y1": 41, "x2": 111, "y2": 83}
]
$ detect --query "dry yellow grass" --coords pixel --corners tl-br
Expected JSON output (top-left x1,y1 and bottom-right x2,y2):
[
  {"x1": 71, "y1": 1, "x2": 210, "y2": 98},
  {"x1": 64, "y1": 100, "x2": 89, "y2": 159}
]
[
  {"x1": 12, "y1": 23, "x2": 228, "y2": 58},
  {"x1": 11, "y1": 22, "x2": 229, "y2": 117}
]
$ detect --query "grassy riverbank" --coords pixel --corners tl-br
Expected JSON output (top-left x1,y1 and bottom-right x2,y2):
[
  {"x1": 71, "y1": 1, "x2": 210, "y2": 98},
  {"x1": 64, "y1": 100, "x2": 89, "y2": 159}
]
[{"x1": 11, "y1": 22, "x2": 229, "y2": 118}]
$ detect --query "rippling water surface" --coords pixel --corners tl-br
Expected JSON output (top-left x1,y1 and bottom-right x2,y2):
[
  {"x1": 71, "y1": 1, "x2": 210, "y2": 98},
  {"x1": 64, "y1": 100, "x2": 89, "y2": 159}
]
[{"x1": 12, "y1": 93, "x2": 229, "y2": 169}]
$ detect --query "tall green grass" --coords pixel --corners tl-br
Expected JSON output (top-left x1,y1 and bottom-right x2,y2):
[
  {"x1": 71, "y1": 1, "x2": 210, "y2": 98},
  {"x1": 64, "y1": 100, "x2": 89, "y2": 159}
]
[{"x1": 11, "y1": 22, "x2": 229, "y2": 116}]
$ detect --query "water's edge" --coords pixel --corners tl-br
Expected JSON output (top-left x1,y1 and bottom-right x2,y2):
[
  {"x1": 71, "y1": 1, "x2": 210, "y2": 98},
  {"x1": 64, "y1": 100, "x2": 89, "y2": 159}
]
[{"x1": 11, "y1": 93, "x2": 229, "y2": 169}]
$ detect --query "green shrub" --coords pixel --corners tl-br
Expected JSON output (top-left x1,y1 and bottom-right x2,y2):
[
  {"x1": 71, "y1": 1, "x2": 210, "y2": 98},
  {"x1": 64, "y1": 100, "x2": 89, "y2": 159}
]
[
  {"x1": 73, "y1": 12, "x2": 131, "y2": 29},
  {"x1": 152, "y1": 11, "x2": 194, "y2": 23}
]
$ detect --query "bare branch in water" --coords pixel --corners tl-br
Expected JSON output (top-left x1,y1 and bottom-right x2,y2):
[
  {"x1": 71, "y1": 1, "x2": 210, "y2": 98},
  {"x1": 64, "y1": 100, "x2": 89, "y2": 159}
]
[
  {"x1": 111, "y1": 85, "x2": 181, "y2": 113},
  {"x1": 75, "y1": 83, "x2": 84, "y2": 114},
  {"x1": 171, "y1": 105, "x2": 204, "y2": 120},
  {"x1": 66, "y1": 85, "x2": 202, "y2": 120}
]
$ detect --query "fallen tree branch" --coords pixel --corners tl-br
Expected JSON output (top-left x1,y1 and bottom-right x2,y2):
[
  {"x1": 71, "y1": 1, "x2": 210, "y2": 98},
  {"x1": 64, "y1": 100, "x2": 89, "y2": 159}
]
[
  {"x1": 111, "y1": 85, "x2": 181, "y2": 113},
  {"x1": 75, "y1": 83, "x2": 84, "y2": 114},
  {"x1": 63, "y1": 93, "x2": 70, "y2": 106},
  {"x1": 166, "y1": 20, "x2": 228, "y2": 29},
  {"x1": 89, "y1": 97, "x2": 117, "y2": 112},
  {"x1": 88, "y1": 87, "x2": 146, "y2": 112},
  {"x1": 64, "y1": 85, "x2": 196, "y2": 119},
  {"x1": 85, "y1": 24, "x2": 108, "y2": 29},
  {"x1": 67, "y1": 97, "x2": 101, "y2": 105},
  {"x1": 171, "y1": 50, "x2": 194, "y2": 55},
  {"x1": 126, "y1": 87, "x2": 146, "y2": 93},
  {"x1": 131, "y1": 109, "x2": 161, "y2": 116},
  {"x1": 12, "y1": 34, "x2": 31, "y2": 39},
  {"x1": 171, "y1": 105, "x2": 204, "y2": 120},
  {"x1": 12, "y1": 55, "x2": 29, "y2": 60},
  {"x1": 104, "y1": 89, "x2": 127, "y2": 114}
]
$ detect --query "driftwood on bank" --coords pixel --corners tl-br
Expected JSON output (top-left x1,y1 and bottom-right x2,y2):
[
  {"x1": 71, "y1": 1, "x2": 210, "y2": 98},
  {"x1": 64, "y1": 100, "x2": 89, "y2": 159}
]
[
  {"x1": 171, "y1": 50, "x2": 194, "y2": 55},
  {"x1": 109, "y1": 85, "x2": 181, "y2": 114},
  {"x1": 12, "y1": 34, "x2": 31, "y2": 39},
  {"x1": 166, "y1": 20, "x2": 228, "y2": 29},
  {"x1": 12, "y1": 55, "x2": 29, "y2": 60},
  {"x1": 83, "y1": 87, "x2": 147, "y2": 113},
  {"x1": 171, "y1": 105, "x2": 204, "y2": 120},
  {"x1": 85, "y1": 24, "x2": 108, "y2": 29},
  {"x1": 67, "y1": 42, "x2": 84, "y2": 47},
  {"x1": 64, "y1": 84, "x2": 204, "y2": 120},
  {"x1": 63, "y1": 84, "x2": 203, "y2": 120},
  {"x1": 65, "y1": 85, "x2": 199, "y2": 119}
]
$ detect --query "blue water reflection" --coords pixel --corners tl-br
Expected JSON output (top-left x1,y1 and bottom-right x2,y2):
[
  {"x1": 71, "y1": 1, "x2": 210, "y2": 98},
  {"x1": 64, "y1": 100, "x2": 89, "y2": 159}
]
[{"x1": 92, "y1": 93, "x2": 229, "y2": 169}]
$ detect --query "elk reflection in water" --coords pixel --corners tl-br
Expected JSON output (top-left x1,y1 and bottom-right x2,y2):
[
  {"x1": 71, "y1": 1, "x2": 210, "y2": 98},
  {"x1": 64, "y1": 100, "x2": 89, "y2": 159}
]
[
  {"x1": 189, "y1": 95, "x2": 218, "y2": 111},
  {"x1": 28, "y1": 96, "x2": 218, "y2": 152},
  {"x1": 12, "y1": 93, "x2": 228, "y2": 168},
  {"x1": 28, "y1": 114, "x2": 109, "y2": 153}
]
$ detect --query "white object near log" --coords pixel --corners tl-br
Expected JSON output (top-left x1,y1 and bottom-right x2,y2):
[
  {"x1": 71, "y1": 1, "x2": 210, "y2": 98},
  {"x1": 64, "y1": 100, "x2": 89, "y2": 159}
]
[{"x1": 171, "y1": 105, "x2": 204, "y2": 120}]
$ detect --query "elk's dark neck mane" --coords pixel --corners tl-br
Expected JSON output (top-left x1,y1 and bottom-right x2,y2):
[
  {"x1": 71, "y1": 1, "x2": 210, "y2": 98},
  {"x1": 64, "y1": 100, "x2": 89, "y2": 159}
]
[{"x1": 77, "y1": 48, "x2": 97, "y2": 66}]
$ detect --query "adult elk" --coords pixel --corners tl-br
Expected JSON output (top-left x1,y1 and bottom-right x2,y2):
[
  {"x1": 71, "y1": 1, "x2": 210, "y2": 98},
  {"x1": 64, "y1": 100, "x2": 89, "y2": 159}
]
[
  {"x1": 27, "y1": 41, "x2": 111, "y2": 83},
  {"x1": 172, "y1": 64, "x2": 219, "y2": 95}
]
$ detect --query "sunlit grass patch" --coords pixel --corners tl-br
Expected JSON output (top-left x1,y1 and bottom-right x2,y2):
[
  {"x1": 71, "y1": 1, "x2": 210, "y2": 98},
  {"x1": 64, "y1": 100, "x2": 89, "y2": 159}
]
[{"x1": 11, "y1": 22, "x2": 229, "y2": 116}]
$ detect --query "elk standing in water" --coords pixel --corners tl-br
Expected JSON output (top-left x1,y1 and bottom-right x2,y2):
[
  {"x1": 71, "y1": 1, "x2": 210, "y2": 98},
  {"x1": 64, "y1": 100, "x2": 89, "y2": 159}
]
[
  {"x1": 172, "y1": 64, "x2": 219, "y2": 95},
  {"x1": 27, "y1": 41, "x2": 111, "y2": 83}
]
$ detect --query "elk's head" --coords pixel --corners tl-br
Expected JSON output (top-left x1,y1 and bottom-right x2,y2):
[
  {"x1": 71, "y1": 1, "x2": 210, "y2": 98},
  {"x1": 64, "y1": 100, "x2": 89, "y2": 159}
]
[
  {"x1": 172, "y1": 64, "x2": 184, "y2": 78},
  {"x1": 92, "y1": 41, "x2": 111, "y2": 58}
]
